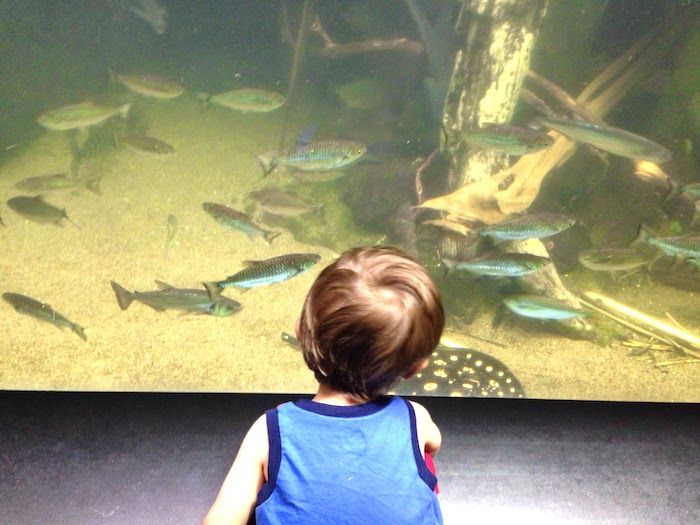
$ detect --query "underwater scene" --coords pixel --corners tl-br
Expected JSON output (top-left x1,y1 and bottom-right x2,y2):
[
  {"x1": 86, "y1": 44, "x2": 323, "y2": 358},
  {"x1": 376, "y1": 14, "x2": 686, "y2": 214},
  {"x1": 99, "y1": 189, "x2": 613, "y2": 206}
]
[{"x1": 1, "y1": 1, "x2": 699, "y2": 401}]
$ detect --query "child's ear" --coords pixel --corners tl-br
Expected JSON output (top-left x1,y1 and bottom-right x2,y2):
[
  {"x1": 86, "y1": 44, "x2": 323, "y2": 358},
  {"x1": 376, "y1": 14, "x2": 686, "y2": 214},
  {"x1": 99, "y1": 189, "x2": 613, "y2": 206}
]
[
  {"x1": 295, "y1": 318, "x2": 301, "y2": 338},
  {"x1": 402, "y1": 358, "x2": 429, "y2": 379}
]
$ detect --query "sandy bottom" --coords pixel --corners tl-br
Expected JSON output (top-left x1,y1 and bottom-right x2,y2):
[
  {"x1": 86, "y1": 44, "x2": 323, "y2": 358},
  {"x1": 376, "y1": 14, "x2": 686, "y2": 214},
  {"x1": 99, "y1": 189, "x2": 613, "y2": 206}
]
[{"x1": 1, "y1": 95, "x2": 699, "y2": 403}]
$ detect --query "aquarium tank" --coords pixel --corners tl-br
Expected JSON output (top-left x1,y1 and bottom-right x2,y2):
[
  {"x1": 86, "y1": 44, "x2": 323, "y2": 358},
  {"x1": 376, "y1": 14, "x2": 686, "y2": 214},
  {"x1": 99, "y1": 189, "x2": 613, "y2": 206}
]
[{"x1": 1, "y1": 0, "x2": 699, "y2": 402}]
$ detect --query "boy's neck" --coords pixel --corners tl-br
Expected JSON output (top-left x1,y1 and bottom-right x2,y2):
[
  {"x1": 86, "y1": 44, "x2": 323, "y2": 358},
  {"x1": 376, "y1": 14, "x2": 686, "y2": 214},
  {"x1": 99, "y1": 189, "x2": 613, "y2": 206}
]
[{"x1": 313, "y1": 384, "x2": 369, "y2": 406}]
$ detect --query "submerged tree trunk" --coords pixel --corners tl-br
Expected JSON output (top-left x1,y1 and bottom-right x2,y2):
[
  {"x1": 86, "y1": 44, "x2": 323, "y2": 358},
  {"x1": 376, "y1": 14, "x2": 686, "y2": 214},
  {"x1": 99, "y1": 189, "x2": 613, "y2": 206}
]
[{"x1": 438, "y1": 0, "x2": 583, "y2": 309}]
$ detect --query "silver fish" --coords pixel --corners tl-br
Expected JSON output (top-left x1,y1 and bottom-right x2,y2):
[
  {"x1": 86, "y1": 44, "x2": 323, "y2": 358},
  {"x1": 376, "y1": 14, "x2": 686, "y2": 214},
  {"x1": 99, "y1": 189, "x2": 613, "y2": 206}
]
[
  {"x1": 539, "y1": 116, "x2": 672, "y2": 163},
  {"x1": 478, "y1": 213, "x2": 576, "y2": 241},
  {"x1": 503, "y1": 295, "x2": 590, "y2": 320},
  {"x1": 578, "y1": 248, "x2": 652, "y2": 274},
  {"x1": 3, "y1": 292, "x2": 86, "y2": 340},
  {"x1": 110, "y1": 280, "x2": 241, "y2": 316},
  {"x1": 128, "y1": 0, "x2": 167, "y2": 34},
  {"x1": 202, "y1": 202, "x2": 280, "y2": 243},
  {"x1": 442, "y1": 253, "x2": 551, "y2": 277},
  {"x1": 7, "y1": 196, "x2": 80, "y2": 229},
  {"x1": 458, "y1": 124, "x2": 554, "y2": 155},
  {"x1": 257, "y1": 140, "x2": 366, "y2": 176},
  {"x1": 204, "y1": 253, "x2": 321, "y2": 296},
  {"x1": 247, "y1": 188, "x2": 322, "y2": 218}
]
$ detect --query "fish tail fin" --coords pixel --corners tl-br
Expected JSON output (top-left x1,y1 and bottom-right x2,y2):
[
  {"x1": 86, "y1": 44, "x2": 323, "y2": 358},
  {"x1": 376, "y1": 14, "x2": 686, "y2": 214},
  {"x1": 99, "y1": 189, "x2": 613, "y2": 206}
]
[
  {"x1": 631, "y1": 224, "x2": 653, "y2": 247},
  {"x1": 72, "y1": 324, "x2": 88, "y2": 341},
  {"x1": 118, "y1": 103, "x2": 132, "y2": 119},
  {"x1": 110, "y1": 281, "x2": 134, "y2": 310},
  {"x1": 257, "y1": 154, "x2": 277, "y2": 177},
  {"x1": 203, "y1": 281, "x2": 222, "y2": 300},
  {"x1": 84, "y1": 176, "x2": 103, "y2": 195},
  {"x1": 64, "y1": 211, "x2": 81, "y2": 230},
  {"x1": 264, "y1": 231, "x2": 282, "y2": 244}
]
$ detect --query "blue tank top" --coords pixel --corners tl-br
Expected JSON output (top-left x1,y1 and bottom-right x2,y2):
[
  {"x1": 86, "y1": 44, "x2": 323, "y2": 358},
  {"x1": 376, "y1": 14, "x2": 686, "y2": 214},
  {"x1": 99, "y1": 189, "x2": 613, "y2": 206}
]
[{"x1": 255, "y1": 396, "x2": 443, "y2": 525}]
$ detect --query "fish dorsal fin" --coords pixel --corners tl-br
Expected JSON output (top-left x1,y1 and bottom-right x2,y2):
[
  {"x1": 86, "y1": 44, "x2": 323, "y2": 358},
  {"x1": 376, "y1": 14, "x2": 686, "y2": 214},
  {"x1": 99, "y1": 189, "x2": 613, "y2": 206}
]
[
  {"x1": 241, "y1": 260, "x2": 261, "y2": 267},
  {"x1": 154, "y1": 280, "x2": 175, "y2": 290}
]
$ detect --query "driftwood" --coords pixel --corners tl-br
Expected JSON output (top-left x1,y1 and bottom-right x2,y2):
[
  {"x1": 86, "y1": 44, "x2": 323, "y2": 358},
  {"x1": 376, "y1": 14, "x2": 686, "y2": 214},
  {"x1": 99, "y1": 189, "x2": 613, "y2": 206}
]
[{"x1": 419, "y1": 9, "x2": 689, "y2": 226}]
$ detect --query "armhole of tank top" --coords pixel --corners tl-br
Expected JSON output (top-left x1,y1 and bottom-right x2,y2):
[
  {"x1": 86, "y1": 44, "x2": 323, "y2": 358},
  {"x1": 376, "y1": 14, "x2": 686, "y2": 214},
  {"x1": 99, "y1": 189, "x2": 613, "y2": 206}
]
[
  {"x1": 256, "y1": 408, "x2": 281, "y2": 505},
  {"x1": 402, "y1": 398, "x2": 438, "y2": 490}
]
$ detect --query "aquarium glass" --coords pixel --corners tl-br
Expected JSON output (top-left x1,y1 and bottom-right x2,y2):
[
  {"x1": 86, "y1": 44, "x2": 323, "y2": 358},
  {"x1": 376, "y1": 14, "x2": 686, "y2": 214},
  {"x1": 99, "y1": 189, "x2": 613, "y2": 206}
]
[{"x1": 1, "y1": 0, "x2": 699, "y2": 402}]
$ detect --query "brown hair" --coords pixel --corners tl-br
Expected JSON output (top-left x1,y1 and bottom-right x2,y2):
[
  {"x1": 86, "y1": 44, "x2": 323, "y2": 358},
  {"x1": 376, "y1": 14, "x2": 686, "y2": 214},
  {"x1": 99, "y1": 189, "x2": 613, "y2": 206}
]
[{"x1": 299, "y1": 246, "x2": 444, "y2": 400}]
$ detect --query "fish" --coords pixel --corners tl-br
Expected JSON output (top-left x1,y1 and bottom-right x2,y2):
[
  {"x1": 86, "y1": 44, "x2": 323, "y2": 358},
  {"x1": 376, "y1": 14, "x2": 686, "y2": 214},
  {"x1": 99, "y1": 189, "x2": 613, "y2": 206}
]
[
  {"x1": 257, "y1": 140, "x2": 367, "y2": 176},
  {"x1": 3, "y1": 292, "x2": 86, "y2": 341},
  {"x1": 202, "y1": 202, "x2": 280, "y2": 243},
  {"x1": 204, "y1": 253, "x2": 321, "y2": 297},
  {"x1": 539, "y1": 116, "x2": 672, "y2": 163},
  {"x1": 633, "y1": 224, "x2": 700, "y2": 259},
  {"x1": 280, "y1": 332, "x2": 525, "y2": 398},
  {"x1": 115, "y1": 72, "x2": 184, "y2": 99},
  {"x1": 127, "y1": 0, "x2": 167, "y2": 34},
  {"x1": 247, "y1": 188, "x2": 322, "y2": 218},
  {"x1": 478, "y1": 213, "x2": 576, "y2": 241},
  {"x1": 442, "y1": 253, "x2": 551, "y2": 277},
  {"x1": 458, "y1": 124, "x2": 554, "y2": 156},
  {"x1": 110, "y1": 280, "x2": 241, "y2": 316},
  {"x1": 503, "y1": 295, "x2": 590, "y2": 320},
  {"x1": 334, "y1": 78, "x2": 387, "y2": 110},
  {"x1": 37, "y1": 101, "x2": 131, "y2": 131},
  {"x1": 578, "y1": 247, "x2": 652, "y2": 275},
  {"x1": 14, "y1": 173, "x2": 101, "y2": 194},
  {"x1": 165, "y1": 214, "x2": 178, "y2": 255},
  {"x1": 7, "y1": 196, "x2": 80, "y2": 228},
  {"x1": 201, "y1": 88, "x2": 286, "y2": 112},
  {"x1": 120, "y1": 134, "x2": 175, "y2": 155}
]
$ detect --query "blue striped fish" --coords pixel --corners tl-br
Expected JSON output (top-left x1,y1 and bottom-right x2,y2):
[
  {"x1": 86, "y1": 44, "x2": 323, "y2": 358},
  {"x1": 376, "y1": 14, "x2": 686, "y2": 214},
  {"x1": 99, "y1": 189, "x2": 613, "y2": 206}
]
[{"x1": 257, "y1": 140, "x2": 366, "y2": 176}]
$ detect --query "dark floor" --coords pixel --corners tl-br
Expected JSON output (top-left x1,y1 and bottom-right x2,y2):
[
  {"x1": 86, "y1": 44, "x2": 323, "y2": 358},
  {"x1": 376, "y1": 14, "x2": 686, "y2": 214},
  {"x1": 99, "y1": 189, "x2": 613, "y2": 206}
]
[{"x1": 0, "y1": 393, "x2": 698, "y2": 525}]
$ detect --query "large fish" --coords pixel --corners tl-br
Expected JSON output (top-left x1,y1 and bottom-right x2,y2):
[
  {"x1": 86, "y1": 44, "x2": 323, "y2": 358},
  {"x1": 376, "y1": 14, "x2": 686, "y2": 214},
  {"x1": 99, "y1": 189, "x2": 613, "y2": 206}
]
[
  {"x1": 202, "y1": 88, "x2": 285, "y2": 112},
  {"x1": 478, "y1": 213, "x2": 576, "y2": 241},
  {"x1": 503, "y1": 295, "x2": 590, "y2": 320},
  {"x1": 633, "y1": 224, "x2": 700, "y2": 259},
  {"x1": 37, "y1": 101, "x2": 131, "y2": 131},
  {"x1": 7, "y1": 196, "x2": 80, "y2": 228},
  {"x1": 110, "y1": 280, "x2": 241, "y2": 316},
  {"x1": 115, "y1": 72, "x2": 183, "y2": 99},
  {"x1": 15, "y1": 173, "x2": 100, "y2": 194},
  {"x1": 3, "y1": 292, "x2": 86, "y2": 341},
  {"x1": 202, "y1": 202, "x2": 280, "y2": 243},
  {"x1": 539, "y1": 116, "x2": 672, "y2": 163},
  {"x1": 204, "y1": 253, "x2": 321, "y2": 297},
  {"x1": 257, "y1": 140, "x2": 366, "y2": 176},
  {"x1": 578, "y1": 247, "x2": 652, "y2": 275},
  {"x1": 247, "y1": 188, "x2": 323, "y2": 218},
  {"x1": 120, "y1": 134, "x2": 175, "y2": 155},
  {"x1": 458, "y1": 124, "x2": 554, "y2": 156},
  {"x1": 280, "y1": 332, "x2": 525, "y2": 398},
  {"x1": 442, "y1": 253, "x2": 551, "y2": 277}
]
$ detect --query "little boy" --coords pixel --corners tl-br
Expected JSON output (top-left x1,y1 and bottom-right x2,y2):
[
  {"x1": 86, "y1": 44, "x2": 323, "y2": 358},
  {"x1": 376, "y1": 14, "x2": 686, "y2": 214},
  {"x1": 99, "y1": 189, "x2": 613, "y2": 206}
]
[{"x1": 202, "y1": 246, "x2": 445, "y2": 525}]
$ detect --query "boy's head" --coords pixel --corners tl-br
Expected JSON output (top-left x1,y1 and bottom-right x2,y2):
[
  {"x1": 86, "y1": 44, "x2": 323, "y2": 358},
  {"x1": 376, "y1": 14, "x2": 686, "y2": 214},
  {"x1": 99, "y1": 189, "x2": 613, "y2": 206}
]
[{"x1": 299, "y1": 246, "x2": 444, "y2": 400}]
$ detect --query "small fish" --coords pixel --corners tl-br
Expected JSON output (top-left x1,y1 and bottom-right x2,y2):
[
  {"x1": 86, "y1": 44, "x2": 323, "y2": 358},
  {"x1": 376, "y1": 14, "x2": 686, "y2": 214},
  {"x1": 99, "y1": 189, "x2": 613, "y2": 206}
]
[
  {"x1": 247, "y1": 188, "x2": 322, "y2": 218},
  {"x1": 121, "y1": 134, "x2": 175, "y2": 155},
  {"x1": 442, "y1": 253, "x2": 551, "y2": 277},
  {"x1": 478, "y1": 213, "x2": 576, "y2": 241},
  {"x1": 165, "y1": 214, "x2": 178, "y2": 255},
  {"x1": 204, "y1": 253, "x2": 321, "y2": 296},
  {"x1": 503, "y1": 295, "x2": 590, "y2": 320},
  {"x1": 458, "y1": 124, "x2": 554, "y2": 156},
  {"x1": 110, "y1": 280, "x2": 241, "y2": 316},
  {"x1": 3, "y1": 292, "x2": 86, "y2": 340},
  {"x1": 37, "y1": 101, "x2": 131, "y2": 131},
  {"x1": 257, "y1": 140, "x2": 367, "y2": 176},
  {"x1": 127, "y1": 0, "x2": 167, "y2": 34},
  {"x1": 280, "y1": 332, "x2": 525, "y2": 398},
  {"x1": 578, "y1": 247, "x2": 652, "y2": 274},
  {"x1": 14, "y1": 173, "x2": 101, "y2": 194},
  {"x1": 7, "y1": 196, "x2": 80, "y2": 229},
  {"x1": 202, "y1": 202, "x2": 280, "y2": 243},
  {"x1": 633, "y1": 224, "x2": 700, "y2": 259},
  {"x1": 334, "y1": 78, "x2": 387, "y2": 110},
  {"x1": 115, "y1": 72, "x2": 183, "y2": 99},
  {"x1": 539, "y1": 116, "x2": 672, "y2": 163},
  {"x1": 201, "y1": 88, "x2": 285, "y2": 112}
]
